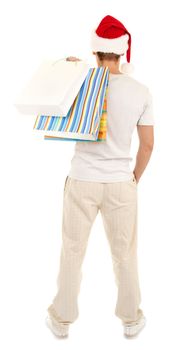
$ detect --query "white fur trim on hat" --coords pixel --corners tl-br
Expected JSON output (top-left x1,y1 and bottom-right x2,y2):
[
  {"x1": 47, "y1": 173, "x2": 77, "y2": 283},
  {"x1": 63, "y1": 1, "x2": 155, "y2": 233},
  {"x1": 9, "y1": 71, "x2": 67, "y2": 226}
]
[{"x1": 90, "y1": 29, "x2": 129, "y2": 54}]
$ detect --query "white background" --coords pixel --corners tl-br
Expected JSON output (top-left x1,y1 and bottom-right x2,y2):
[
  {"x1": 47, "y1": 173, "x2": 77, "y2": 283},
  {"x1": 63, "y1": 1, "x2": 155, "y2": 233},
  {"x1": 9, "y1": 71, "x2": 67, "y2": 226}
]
[{"x1": 0, "y1": 0, "x2": 190, "y2": 349}]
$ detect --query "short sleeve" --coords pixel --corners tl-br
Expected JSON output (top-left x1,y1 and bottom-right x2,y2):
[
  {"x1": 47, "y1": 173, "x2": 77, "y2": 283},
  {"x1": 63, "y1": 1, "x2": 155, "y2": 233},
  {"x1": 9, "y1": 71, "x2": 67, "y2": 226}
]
[{"x1": 137, "y1": 89, "x2": 155, "y2": 125}]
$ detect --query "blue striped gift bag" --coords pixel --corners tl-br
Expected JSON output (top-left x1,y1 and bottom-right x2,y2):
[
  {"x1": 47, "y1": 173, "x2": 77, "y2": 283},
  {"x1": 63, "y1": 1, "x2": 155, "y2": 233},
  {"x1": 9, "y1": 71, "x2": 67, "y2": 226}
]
[{"x1": 33, "y1": 66, "x2": 109, "y2": 141}]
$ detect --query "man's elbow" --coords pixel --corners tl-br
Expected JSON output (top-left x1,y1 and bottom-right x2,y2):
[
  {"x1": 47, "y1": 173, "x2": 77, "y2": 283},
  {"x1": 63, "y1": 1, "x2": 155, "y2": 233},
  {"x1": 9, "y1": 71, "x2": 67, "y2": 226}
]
[{"x1": 140, "y1": 142, "x2": 154, "y2": 152}]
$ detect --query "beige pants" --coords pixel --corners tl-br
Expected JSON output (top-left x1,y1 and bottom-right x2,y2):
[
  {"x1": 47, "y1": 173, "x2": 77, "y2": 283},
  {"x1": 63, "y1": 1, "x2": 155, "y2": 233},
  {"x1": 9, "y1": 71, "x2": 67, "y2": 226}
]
[{"x1": 47, "y1": 175, "x2": 144, "y2": 325}]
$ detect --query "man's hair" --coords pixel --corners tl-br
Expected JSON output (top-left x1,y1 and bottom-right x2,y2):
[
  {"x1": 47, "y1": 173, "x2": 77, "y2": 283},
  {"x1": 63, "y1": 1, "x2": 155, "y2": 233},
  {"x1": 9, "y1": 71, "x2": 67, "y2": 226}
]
[{"x1": 96, "y1": 51, "x2": 121, "y2": 62}]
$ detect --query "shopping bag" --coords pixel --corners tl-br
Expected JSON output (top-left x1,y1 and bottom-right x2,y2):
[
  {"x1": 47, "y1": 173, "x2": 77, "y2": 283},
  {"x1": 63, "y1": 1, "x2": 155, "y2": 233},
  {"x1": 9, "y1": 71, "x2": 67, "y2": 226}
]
[
  {"x1": 14, "y1": 58, "x2": 90, "y2": 116},
  {"x1": 33, "y1": 66, "x2": 109, "y2": 141},
  {"x1": 43, "y1": 85, "x2": 108, "y2": 142}
]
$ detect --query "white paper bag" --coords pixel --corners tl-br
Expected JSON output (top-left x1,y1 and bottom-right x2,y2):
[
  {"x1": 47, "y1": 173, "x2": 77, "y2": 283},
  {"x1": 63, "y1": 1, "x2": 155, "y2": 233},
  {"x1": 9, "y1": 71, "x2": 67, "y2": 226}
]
[{"x1": 14, "y1": 58, "x2": 90, "y2": 116}]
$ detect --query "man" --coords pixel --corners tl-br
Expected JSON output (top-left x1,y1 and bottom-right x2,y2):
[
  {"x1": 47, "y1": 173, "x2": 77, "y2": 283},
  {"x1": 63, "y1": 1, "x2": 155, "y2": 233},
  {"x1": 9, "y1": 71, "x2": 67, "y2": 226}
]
[{"x1": 46, "y1": 15, "x2": 154, "y2": 339}]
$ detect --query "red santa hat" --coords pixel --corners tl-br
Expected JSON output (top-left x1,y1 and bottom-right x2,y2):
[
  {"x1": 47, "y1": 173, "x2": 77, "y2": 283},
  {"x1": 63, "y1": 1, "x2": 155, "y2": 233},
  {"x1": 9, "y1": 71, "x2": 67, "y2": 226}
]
[{"x1": 90, "y1": 15, "x2": 134, "y2": 74}]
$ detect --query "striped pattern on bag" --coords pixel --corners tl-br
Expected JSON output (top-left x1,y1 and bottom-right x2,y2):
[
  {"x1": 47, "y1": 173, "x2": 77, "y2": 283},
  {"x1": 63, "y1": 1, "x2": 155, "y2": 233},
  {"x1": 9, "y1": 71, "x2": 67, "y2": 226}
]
[{"x1": 33, "y1": 67, "x2": 109, "y2": 141}]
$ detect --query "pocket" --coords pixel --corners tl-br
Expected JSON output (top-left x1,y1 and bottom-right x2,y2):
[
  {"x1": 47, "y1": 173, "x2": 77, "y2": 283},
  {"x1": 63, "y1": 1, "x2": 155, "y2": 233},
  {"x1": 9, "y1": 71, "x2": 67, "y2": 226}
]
[
  {"x1": 132, "y1": 174, "x2": 137, "y2": 185},
  {"x1": 64, "y1": 175, "x2": 69, "y2": 193},
  {"x1": 64, "y1": 176, "x2": 72, "y2": 197}
]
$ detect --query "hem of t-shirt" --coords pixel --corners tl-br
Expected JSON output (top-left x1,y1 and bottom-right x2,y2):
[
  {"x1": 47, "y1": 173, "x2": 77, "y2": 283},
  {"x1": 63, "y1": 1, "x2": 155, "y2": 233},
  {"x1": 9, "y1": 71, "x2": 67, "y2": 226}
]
[
  {"x1": 68, "y1": 174, "x2": 134, "y2": 183},
  {"x1": 137, "y1": 122, "x2": 154, "y2": 125}
]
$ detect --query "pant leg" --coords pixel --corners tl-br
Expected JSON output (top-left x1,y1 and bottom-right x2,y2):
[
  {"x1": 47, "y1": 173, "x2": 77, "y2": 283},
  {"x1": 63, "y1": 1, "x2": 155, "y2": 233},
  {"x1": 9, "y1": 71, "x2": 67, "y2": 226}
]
[
  {"x1": 100, "y1": 177, "x2": 144, "y2": 325},
  {"x1": 47, "y1": 176, "x2": 100, "y2": 323}
]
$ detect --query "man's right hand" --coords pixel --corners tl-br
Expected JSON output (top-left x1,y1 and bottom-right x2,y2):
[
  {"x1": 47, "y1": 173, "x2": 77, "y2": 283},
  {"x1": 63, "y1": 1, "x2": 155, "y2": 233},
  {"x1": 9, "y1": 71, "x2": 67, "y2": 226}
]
[{"x1": 66, "y1": 56, "x2": 82, "y2": 61}]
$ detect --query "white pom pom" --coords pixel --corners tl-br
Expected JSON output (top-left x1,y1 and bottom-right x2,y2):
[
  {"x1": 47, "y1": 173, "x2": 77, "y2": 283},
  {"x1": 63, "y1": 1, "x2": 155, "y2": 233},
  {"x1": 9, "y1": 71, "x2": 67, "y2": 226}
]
[{"x1": 120, "y1": 62, "x2": 134, "y2": 75}]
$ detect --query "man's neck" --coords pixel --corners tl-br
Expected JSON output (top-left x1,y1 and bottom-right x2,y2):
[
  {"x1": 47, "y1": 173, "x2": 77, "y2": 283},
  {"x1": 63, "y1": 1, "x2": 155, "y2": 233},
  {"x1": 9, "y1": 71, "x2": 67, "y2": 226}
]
[{"x1": 98, "y1": 62, "x2": 121, "y2": 74}]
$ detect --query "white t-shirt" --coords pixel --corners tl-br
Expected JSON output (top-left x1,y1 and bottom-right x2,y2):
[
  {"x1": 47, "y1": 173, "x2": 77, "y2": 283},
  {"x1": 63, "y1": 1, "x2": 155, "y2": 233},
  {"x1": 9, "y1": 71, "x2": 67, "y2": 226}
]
[{"x1": 68, "y1": 72, "x2": 154, "y2": 182}]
